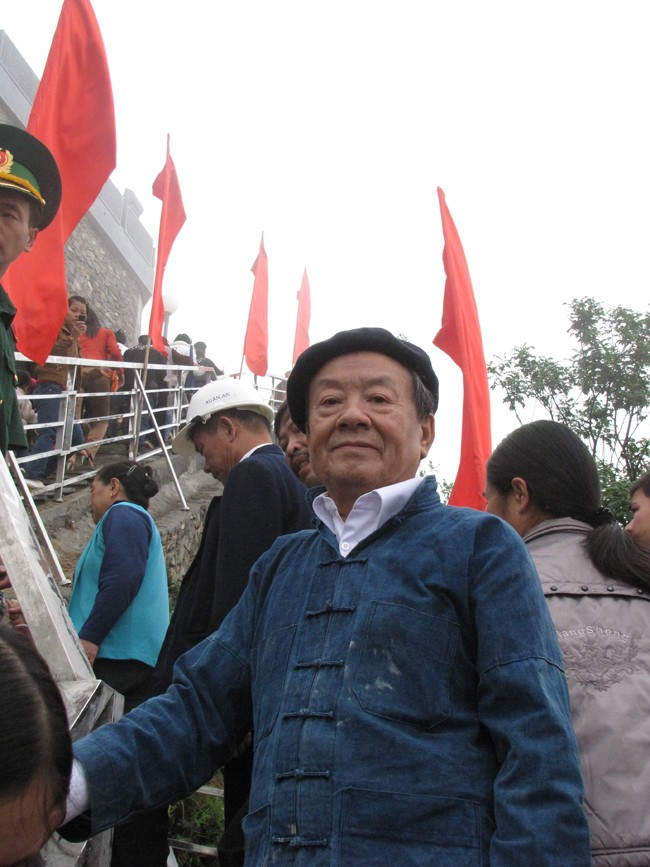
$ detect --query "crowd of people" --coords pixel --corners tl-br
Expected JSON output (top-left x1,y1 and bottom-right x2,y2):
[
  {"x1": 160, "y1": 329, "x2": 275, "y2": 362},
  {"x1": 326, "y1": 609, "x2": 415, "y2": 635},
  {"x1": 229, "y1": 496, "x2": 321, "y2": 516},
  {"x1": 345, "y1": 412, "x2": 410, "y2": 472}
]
[
  {"x1": 17, "y1": 316, "x2": 223, "y2": 485},
  {"x1": 2, "y1": 124, "x2": 650, "y2": 867}
]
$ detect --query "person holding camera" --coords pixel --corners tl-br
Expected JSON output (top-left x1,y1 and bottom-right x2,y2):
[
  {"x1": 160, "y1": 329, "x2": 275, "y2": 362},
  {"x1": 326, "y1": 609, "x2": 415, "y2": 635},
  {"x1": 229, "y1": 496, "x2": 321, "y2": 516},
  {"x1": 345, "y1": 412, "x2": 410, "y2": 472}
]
[{"x1": 23, "y1": 295, "x2": 88, "y2": 487}]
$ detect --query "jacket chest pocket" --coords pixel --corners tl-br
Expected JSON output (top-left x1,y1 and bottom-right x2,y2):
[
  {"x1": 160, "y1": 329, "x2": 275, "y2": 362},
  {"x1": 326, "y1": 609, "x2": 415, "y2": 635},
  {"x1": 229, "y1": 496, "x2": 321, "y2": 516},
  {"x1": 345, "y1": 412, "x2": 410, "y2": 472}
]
[{"x1": 353, "y1": 601, "x2": 459, "y2": 729}]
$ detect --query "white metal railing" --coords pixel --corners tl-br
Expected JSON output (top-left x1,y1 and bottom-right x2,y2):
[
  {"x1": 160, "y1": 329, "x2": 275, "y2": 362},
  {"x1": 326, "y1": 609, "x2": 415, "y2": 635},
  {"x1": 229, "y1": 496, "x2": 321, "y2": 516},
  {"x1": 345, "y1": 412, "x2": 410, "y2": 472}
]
[{"x1": 14, "y1": 353, "x2": 288, "y2": 504}]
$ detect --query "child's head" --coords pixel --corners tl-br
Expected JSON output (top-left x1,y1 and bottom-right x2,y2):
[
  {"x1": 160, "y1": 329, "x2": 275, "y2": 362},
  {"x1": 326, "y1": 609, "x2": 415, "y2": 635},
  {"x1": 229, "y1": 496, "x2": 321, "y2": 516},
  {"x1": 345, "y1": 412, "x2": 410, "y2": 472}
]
[
  {"x1": 628, "y1": 470, "x2": 650, "y2": 549},
  {"x1": 0, "y1": 625, "x2": 72, "y2": 866},
  {"x1": 15, "y1": 369, "x2": 31, "y2": 391}
]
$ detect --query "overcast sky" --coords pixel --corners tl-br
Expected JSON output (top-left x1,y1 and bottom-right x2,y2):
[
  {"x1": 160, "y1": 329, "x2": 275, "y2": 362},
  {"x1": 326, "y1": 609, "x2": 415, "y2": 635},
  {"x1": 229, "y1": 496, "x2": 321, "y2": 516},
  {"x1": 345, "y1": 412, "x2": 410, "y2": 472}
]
[{"x1": 6, "y1": 1, "x2": 650, "y2": 482}]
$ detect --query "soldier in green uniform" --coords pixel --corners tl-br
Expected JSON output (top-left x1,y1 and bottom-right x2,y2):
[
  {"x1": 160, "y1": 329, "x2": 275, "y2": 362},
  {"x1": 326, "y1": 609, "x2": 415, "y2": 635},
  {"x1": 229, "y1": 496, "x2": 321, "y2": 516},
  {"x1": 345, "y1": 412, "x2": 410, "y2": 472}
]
[{"x1": 0, "y1": 124, "x2": 61, "y2": 455}]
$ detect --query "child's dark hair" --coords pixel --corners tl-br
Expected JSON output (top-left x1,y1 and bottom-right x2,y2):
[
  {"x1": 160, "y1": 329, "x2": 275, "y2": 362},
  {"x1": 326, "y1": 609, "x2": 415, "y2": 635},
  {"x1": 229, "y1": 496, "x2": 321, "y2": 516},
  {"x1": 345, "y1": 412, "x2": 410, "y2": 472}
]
[
  {"x1": 16, "y1": 368, "x2": 31, "y2": 390},
  {"x1": 0, "y1": 624, "x2": 72, "y2": 811},
  {"x1": 630, "y1": 470, "x2": 650, "y2": 500},
  {"x1": 95, "y1": 461, "x2": 159, "y2": 510}
]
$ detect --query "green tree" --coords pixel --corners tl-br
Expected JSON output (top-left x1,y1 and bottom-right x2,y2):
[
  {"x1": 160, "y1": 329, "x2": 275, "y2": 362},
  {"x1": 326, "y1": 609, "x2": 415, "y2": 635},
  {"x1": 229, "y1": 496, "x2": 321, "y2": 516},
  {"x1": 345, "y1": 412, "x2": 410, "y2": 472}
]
[{"x1": 488, "y1": 297, "x2": 650, "y2": 522}]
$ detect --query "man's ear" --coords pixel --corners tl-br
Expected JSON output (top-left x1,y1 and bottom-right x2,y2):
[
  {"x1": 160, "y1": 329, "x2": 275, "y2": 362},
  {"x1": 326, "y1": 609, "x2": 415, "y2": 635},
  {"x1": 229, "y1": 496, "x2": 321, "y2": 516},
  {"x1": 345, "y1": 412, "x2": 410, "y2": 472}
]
[
  {"x1": 419, "y1": 414, "x2": 435, "y2": 459},
  {"x1": 510, "y1": 477, "x2": 531, "y2": 511},
  {"x1": 23, "y1": 227, "x2": 39, "y2": 253},
  {"x1": 219, "y1": 416, "x2": 238, "y2": 440}
]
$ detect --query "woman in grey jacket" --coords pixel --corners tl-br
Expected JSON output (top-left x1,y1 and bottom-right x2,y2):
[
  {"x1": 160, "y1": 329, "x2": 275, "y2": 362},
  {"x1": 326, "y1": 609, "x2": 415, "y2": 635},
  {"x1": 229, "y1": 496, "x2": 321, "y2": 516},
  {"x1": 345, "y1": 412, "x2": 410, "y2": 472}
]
[{"x1": 485, "y1": 420, "x2": 650, "y2": 866}]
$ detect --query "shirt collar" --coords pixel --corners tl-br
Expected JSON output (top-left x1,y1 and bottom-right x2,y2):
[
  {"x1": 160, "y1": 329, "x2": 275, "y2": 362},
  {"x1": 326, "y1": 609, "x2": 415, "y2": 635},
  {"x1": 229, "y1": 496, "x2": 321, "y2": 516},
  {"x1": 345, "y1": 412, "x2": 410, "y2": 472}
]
[
  {"x1": 313, "y1": 476, "x2": 424, "y2": 557},
  {"x1": 239, "y1": 442, "x2": 272, "y2": 463}
]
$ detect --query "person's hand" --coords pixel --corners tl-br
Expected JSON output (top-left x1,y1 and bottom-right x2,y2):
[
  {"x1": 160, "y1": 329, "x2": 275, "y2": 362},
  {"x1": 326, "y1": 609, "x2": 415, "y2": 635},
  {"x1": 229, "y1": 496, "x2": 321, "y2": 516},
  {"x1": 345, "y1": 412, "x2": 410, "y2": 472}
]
[
  {"x1": 66, "y1": 310, "x2": 87, "y2": 337},
  {"x1": 99, "y1": 367, "x2": 113, "y2": 381},
  {"x1": 80, "y1": 639, "x2": 99, "y2": 665},
  {"x1": 6, "y1": 598, "x2": 27, "y2": 627}
]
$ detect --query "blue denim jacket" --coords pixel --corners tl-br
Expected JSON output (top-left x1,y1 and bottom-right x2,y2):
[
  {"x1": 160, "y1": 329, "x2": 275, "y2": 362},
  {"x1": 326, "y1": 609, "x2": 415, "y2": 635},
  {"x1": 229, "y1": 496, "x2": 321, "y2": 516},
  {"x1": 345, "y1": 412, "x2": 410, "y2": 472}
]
[{"x1": 74, "y1": 477, "x2": 591, "y2": 865}]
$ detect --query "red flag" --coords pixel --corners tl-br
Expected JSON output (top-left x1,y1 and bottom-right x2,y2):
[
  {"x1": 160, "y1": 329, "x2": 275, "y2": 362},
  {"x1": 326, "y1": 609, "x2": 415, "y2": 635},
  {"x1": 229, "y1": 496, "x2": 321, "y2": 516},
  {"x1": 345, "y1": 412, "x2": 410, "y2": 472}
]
[
  {"x1": 243, "y1": 233, "x2": 268, "y2": 376},
  {"x1": 292, "y1": 267, "x2": 311, "y2": 363},
  {"x1": 433, "y1": 187, "x2": 491, "y2": 510},
  {"x1": 5, "y1": 0, "x2": 116, "y2": 364},
  {"x1": 148, "y1": 135, "x2": 186, "y2": 354}
]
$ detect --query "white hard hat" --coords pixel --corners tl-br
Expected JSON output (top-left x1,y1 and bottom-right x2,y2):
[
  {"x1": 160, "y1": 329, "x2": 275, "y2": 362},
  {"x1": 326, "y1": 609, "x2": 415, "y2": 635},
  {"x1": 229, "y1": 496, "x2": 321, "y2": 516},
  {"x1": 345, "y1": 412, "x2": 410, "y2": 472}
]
[{"x1": 172, "y1": 379, "x2": 274, "y2": 456}]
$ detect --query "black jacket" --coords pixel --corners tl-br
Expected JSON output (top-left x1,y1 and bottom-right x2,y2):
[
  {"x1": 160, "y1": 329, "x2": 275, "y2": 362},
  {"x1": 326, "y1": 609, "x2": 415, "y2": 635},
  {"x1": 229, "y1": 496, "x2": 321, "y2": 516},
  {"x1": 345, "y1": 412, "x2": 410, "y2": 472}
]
[{"x1": 150, "y1": 444, "x2": 312, "y2": 693}]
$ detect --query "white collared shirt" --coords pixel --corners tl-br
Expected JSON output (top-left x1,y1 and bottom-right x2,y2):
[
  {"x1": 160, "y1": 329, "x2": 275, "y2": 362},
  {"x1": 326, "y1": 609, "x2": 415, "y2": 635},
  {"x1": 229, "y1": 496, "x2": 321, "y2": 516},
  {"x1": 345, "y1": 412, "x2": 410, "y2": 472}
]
[
  {"x1": 312, "y1": 476, "x2": 424, "y2": 557},
  {"x1": 239, "y1": 442, "x2": 269, "y2": 462}
]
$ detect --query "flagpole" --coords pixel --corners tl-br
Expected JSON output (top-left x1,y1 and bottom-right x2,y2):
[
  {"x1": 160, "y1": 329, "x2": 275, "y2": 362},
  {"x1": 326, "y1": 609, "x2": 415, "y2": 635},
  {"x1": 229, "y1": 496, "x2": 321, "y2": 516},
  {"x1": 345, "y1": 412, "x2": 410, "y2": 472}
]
[
  {"x1": 433, "y1": 187, "x2": 491, "y2": 510},
  {"x1": 148, "y1": 137, "x2": 186, "y2": 355},
  {"x1": 5, "y1": 0, "x2": 116, "y2": 364}
]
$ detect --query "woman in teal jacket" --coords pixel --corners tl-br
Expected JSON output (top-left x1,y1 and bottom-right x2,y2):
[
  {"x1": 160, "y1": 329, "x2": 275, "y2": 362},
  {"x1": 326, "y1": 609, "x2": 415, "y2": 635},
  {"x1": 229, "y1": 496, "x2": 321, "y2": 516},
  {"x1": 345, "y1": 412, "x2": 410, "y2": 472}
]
[
  {"x1": 69, "y1": 460, "x2": 170, "y2": 866},
  {"x1": 69, "y1": 460, "x2": 169, "y2": 712}
]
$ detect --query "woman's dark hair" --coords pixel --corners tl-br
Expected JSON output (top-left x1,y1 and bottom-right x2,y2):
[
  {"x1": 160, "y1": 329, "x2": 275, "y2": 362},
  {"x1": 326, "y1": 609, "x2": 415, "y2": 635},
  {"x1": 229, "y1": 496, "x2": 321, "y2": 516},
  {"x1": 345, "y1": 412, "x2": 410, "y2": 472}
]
[
  {"x1": 95, "y1": 461, "x2": 159, "y2": 510},
  {"x1": 487, "y1": 420, "x2": 650, "y2": 590},
  {"x1": 68, "y1": 294, "x2": 87, "y2": 311},
  {"x1": 0, "y1": 624, "x2": 72, "y2": 811}
]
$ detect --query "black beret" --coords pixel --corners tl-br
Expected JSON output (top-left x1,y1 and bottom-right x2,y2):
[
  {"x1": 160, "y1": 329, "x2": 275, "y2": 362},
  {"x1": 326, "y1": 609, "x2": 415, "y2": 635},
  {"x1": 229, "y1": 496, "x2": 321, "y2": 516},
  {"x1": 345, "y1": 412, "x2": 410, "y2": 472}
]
[{"x1": 287, "y1": 327, "x2": 439, "y2": 431}]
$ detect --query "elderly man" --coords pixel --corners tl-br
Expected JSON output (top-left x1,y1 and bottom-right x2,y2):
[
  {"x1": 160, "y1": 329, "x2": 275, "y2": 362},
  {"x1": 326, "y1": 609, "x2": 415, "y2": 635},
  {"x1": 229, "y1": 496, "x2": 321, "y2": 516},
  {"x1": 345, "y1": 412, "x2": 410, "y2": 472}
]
[
  {"x1": 63, "y1": 328, "x2": 590, "y2": 864},
  {"x1": 0, "y1": 124, "x2": 61, "y2": 456},
  {"x1": 274, "y1": 399, "x2": 320, "y2": 487}
]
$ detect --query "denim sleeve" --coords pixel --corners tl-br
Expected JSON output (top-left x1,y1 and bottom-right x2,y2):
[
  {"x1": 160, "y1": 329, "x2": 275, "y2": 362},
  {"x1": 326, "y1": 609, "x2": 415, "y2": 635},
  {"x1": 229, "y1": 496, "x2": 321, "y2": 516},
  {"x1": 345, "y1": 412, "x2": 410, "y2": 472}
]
[
  {"x1": 469, "y1": 517, "x2": 591, "y2": 864},
  {"x1": 72, "y1": 576, "x2": 257, "y2": 834}
]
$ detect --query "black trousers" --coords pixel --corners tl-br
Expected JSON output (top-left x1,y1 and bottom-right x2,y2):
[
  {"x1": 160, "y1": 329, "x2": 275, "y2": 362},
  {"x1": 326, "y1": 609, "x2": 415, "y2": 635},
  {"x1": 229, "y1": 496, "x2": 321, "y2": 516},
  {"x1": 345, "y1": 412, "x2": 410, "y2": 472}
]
[
  {"x1": 93, "y1": 659, "x2": 170, "y2": 867},
  {"x1": 217, "y1": 745, "x2": 254, "y2": 867}
]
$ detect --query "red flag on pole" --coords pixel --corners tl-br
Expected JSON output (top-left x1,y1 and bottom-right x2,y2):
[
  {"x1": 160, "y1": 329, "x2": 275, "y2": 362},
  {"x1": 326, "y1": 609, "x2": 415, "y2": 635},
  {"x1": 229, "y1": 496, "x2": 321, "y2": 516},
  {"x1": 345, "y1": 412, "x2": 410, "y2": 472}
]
[
  {"x1": 148, "y1": 135, "x2": 186, "y2": 354},
  {"x1": 243, "y1": 232, "x2": 268, "y2": 376},
  {"x1": 5, "y1": 0, "x2": 116, "y2": 364},
  {"x1": 433, "y1": 187, "x2": 491, "y2": 510},
  {"x1": 292, "y1": 267, "x2": 311, "y2": 363}
]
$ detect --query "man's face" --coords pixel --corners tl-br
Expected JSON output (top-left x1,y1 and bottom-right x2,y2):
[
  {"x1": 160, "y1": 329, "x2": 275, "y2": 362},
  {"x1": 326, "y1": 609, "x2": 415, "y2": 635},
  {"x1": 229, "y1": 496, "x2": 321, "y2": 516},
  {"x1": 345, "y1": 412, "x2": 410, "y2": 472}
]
[
  {"x1": 192, "y1": 419, "x2": 237, "y2": 484},
  {"x1": 0, "y1": 190, "x2": 38, "y2": 278},
  {"x1": 278, "y1": 412, "x2": 319, "y2": 487},
  {"x1": 627, "y1": 489, "x2": 650, "y2": 549},
  {"x1": 306, "y1": 352, "x2": 435, "y2": 517}
]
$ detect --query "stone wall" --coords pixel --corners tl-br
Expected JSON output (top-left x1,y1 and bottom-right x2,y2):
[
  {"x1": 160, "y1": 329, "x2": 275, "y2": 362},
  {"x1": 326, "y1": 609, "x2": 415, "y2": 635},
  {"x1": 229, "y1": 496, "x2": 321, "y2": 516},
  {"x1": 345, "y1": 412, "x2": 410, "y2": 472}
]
[
  {"x1": 160, "y1": 505, "x2": 209, "y2": 590},
  {"x1": 65, "y1": 220, "x2": 145, "y2": 345}
]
